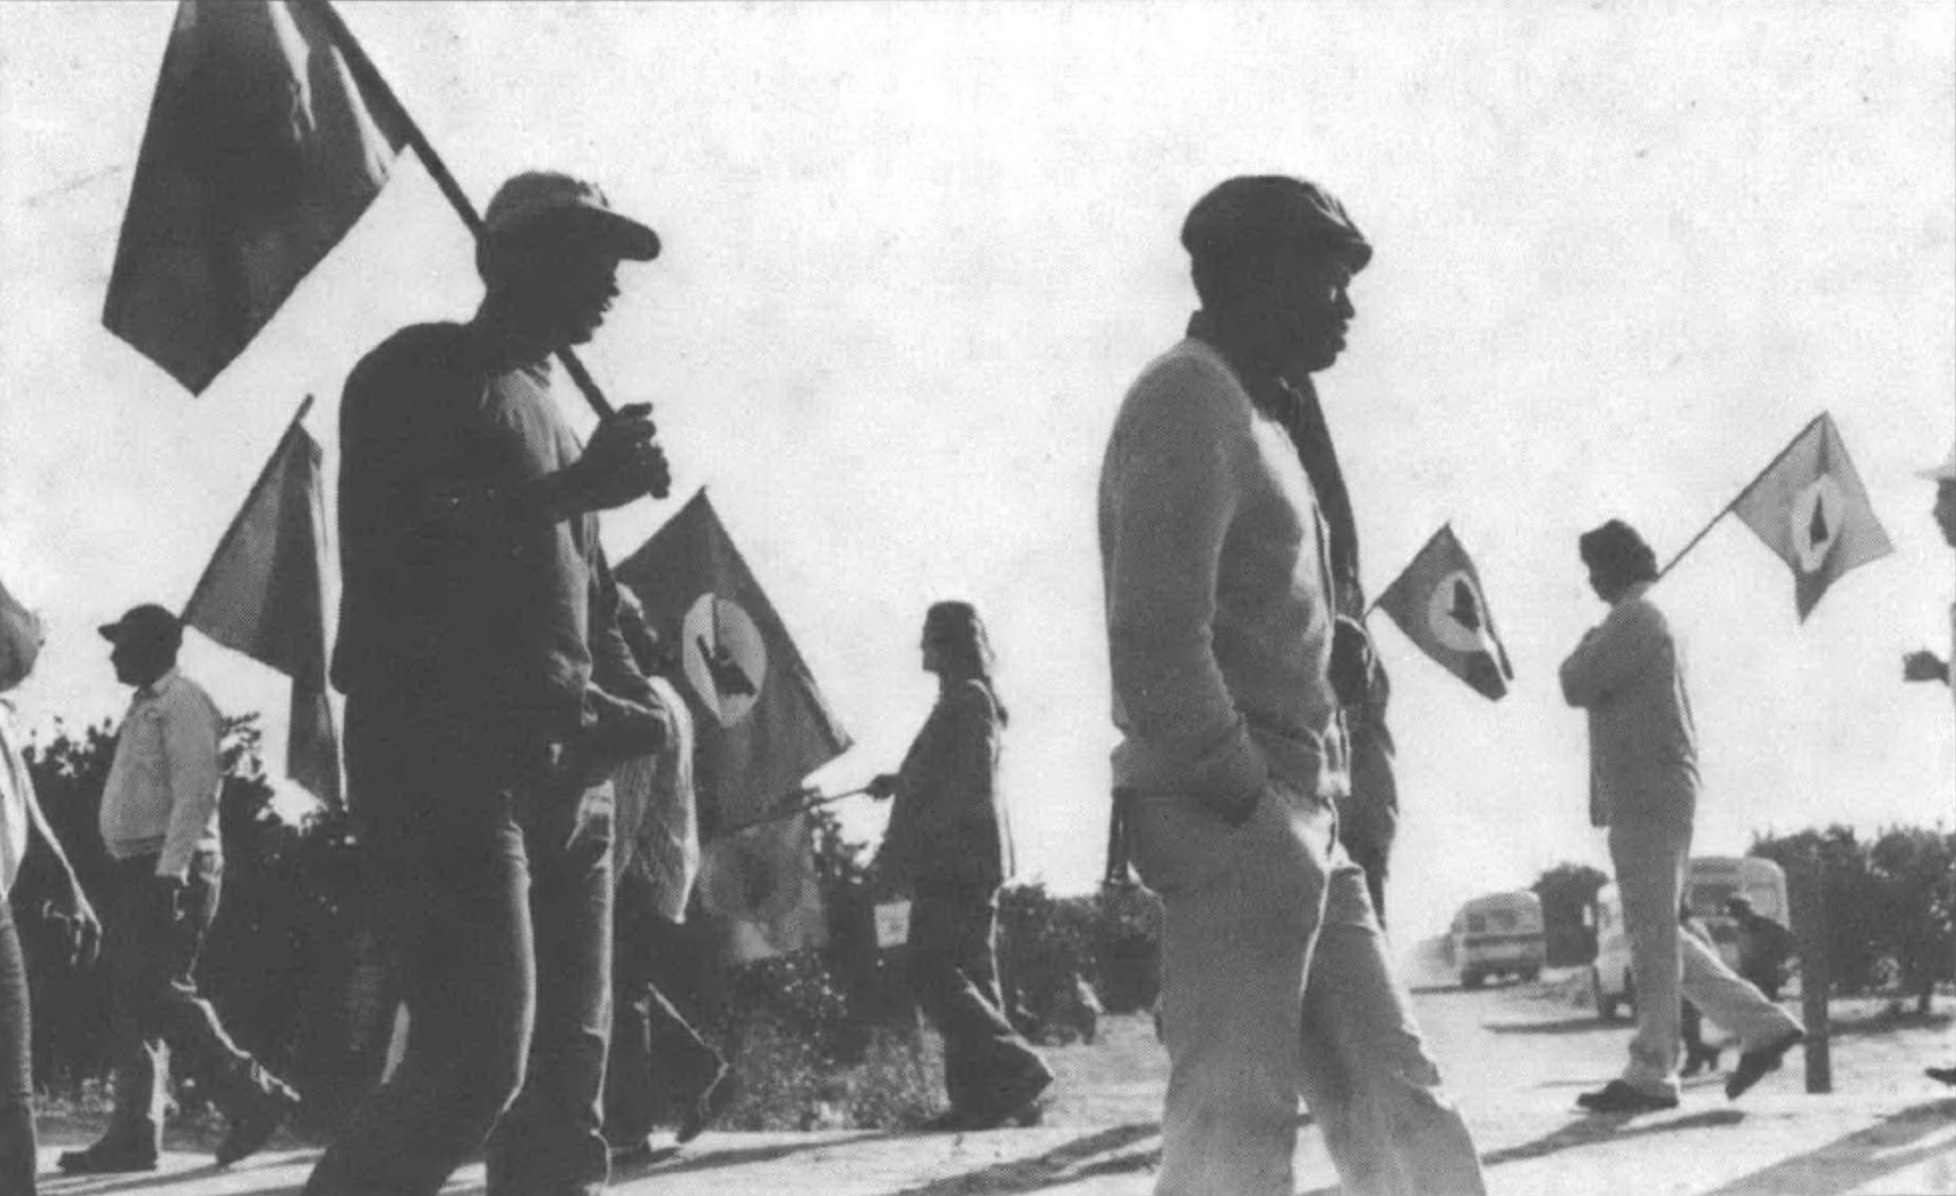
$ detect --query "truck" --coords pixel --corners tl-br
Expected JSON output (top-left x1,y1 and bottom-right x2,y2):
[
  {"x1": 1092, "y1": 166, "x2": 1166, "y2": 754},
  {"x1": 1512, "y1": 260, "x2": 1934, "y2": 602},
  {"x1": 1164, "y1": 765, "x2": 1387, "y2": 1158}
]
[{"x1": 1449, "y1": 890, "x2": 1546, "y2": 989}]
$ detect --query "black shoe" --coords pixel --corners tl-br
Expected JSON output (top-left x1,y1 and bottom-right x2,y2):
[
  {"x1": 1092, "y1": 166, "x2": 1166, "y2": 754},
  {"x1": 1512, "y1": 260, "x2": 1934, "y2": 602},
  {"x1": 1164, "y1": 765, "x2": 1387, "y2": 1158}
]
[
  {"x1": 216, "y1": 1075, "x2": 301, "y2": 1166},
  {"x1": 966, "y1": 1063, "x2": 1055, "y2": 1129},
  {"x1": 1726, "y1": 1028, "x2": 1805, "y2": 1100},
  {"x1": 57, "y1": 1142, "x2": 160, "y2": 1174},
  {"x1": 1928, "y1": 1064, "x2": 1956, "y2": 1087},
  {"x1": 1576, "y1": 1080, "x2": 1679, "y2": 1114},
  {"x1": 676, "y1": 1063, "x2": 736, "y2": 1145}
]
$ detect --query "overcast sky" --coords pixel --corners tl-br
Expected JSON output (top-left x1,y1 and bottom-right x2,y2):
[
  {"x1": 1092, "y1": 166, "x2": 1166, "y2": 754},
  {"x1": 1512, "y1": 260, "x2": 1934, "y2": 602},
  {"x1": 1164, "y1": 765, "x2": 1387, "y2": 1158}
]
[{"x1": 1, "y1": 1, "x2": 1951, "y2": 944}]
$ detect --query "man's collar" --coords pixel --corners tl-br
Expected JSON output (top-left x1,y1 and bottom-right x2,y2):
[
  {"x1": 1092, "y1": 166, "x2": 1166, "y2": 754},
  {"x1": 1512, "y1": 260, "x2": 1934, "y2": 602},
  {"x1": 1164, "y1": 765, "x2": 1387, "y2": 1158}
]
[
  {"x1": 136, "y1": 667, "x2": 180, "y2": 700},
  {"x1": 1613, "y1": 580, "x2": 1655, "y2": 608}
]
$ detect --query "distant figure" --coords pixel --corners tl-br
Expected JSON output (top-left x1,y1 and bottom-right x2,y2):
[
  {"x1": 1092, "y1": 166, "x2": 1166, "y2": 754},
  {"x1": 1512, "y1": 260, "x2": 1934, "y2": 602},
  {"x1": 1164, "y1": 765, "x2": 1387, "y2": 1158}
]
[
  {"x1": 1678, "y1": 904, "x2": 1719, "y2": 1078},
  {"x1": 58, "y1": 605, "x2": 298, "y2": 1175},
  {"x1": 603, "y1": 586, "x2": 732, "y2": 1157},
  {"x1": 308, "y1": 171, "x2": 668, "y2": 1196},
  {"x1": 1904, "y1": 441, "x2": 1956, "y2": 1087},
  {"x1": 0, "y1": 579, "x2": 101, "y2": 1196},
  {"x1": 1725, "y1": 895, "x2": 1797, "y2": 1001},
  {"x1": 1561, "y1": 520, "x2": 1804, "y2": 1112},
  {"x1": 1101, "y1": 175, "x2": 1483, "y2": 1195},
  {"x1": 869, "y1": 601, "x2": 1052, "y2": 1131}
]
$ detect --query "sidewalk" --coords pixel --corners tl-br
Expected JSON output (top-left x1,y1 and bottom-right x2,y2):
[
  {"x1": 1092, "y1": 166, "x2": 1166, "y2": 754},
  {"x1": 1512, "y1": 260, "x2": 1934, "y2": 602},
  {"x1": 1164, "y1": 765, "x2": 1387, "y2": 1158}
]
[{"x1": 34, "y1": 1086, "x2": 1956, "y2": 1196}]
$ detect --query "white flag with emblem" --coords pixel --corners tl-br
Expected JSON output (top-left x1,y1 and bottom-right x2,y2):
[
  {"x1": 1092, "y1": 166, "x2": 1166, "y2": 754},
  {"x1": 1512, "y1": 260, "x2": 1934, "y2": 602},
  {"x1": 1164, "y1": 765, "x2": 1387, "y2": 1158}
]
[
  {"x1": 1731, "y1": 413, "x2": 1894, "y2": 622},
  {"x1": 1374, "y1": 524, "x2": 1515, "y2": 701}
]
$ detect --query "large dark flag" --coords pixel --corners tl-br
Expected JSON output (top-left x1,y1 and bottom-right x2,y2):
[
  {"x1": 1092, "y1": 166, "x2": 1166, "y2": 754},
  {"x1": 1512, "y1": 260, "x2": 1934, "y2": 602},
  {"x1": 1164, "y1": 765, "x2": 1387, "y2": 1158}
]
[
  {"x1": 615, "y1": 490, "x2": 852, "y2": 958},
  {"x1": 182, "y1": 398, "x2": 341, "y2": 806},
  {"x1": 105, "y1": 0, "x2": 407, "y2": 393},
  {"x1": 1730, "y1": 413, "x2": 1894, "y2": 622},
  {"x1": 1374, "y1": 524, "x2": 1516, "y2": 700}
]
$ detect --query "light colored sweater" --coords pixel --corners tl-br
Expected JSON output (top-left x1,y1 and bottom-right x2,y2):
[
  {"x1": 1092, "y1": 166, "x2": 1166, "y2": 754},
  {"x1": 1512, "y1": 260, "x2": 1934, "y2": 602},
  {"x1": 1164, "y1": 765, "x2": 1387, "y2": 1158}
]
[
  {"x1": 99, "y1": 668, "x2": 224, "y2": 877},
  {"x1": 1099, "y1": 337, "x2": 1349, "y2": 809},
  {"x1": 1559, "y1": 582, "x2": 1700, "y2": 829}
]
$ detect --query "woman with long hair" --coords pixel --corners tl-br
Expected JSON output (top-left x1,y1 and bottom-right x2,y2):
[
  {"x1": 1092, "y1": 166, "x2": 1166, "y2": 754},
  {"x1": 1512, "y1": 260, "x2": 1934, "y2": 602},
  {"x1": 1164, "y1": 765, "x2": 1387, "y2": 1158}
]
[{"x1": 870, "y1": 601, "x2": 1052, "y2": 1130}]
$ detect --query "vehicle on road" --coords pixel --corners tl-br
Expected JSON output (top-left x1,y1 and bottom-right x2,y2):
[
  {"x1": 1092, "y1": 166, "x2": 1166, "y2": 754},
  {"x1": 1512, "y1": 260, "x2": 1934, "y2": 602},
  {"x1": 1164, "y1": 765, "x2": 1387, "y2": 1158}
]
[
  {"x1": 1449, "y1": 890, "x2": 1546, "y2": 989},
  {"x1": 1590, "y1": 855, "x2": 1790, "y2": 1019}
]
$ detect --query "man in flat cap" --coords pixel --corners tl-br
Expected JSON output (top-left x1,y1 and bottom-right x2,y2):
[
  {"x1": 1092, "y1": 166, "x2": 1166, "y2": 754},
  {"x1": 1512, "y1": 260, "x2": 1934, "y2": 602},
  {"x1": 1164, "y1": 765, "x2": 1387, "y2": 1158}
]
[
  {"x1": 1099, "y1": 175, "x2": 1483, "y2": 1196},
  {"x1": 306, "y1": 171, "x2": 672, "y2": 1196},
  {"x1": 58, "y1": 605, "x2": 298, "y2": 1175}
]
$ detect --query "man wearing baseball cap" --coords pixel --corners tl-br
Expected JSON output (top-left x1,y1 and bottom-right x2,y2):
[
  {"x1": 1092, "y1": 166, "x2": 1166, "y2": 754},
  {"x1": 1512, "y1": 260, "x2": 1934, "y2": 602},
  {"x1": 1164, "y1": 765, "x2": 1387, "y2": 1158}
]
[
  {"x1": 1099, "y1": 175, "x2": 1483, "y2": 1195},
  {"x1": 1904, "y1": 441, "x2": 1956, "y2": 1086},
  {"x1": 58, "y1": 605, "x2": 298, "y2": 1174},
  {"x1": 306, "y1": 171, "x2": 671, "y2": 1196}
]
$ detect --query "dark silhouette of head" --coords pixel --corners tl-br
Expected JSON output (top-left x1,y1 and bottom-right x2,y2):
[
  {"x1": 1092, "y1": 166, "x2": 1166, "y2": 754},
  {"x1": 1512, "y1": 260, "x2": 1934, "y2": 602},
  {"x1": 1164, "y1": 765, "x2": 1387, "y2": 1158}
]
[
  {"x1": 1578, "y1": 520, "x2": 1658, "y2": 602},
  {"x1": 923, "y1": 600, "x2": 1008, "y2": 724}
]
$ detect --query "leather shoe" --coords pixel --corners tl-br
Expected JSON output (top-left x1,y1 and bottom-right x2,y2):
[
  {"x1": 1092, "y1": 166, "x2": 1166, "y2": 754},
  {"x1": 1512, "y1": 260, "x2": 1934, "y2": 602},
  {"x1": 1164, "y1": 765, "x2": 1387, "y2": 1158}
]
[
  {"x1": 1927, "y1": 1064, "x2": 1956, "y2": 1087},
  {"x1": 676, "y1": 1063, "x2": 736, "y2": 1145},
  {"x1": 57, "y1": 1143, "x2": 160, "y2": 1174},
  {"x1": 1681, "y1": 1047, "x2": 1721, "y2": 1078},
  {"x1": 1726, "y1": 1028, "x2": 1805, "y2": 1100},
  {"x1": 1576, "y1": 1080, "x2": 1678, "y2": 1114},
  {"x1": 216, "y1": 1075, "x2": 301, "y2": 1166},
  {"x1": 965, "y1": 1063, "x2": 1055, "y2": 1129}
]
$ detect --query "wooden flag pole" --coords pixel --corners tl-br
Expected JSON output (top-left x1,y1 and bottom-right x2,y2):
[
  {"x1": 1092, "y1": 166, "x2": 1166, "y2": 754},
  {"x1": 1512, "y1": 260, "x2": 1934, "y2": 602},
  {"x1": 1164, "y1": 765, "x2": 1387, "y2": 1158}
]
[
  {"x1": 302, "y1": 0, "x2": 630, "y2": 434},
  {"x1": 714, "y1": 786, "x2": 871, "y2": 838},
  {"x1": 1655, "y1": 413, "x2": 1827, "y2": 583}
]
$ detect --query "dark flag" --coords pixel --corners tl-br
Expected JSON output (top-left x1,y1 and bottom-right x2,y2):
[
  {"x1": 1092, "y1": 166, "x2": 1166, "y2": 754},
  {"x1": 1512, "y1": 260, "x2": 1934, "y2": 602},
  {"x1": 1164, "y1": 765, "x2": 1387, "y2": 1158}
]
[
  {"x1": 104, "y1": 0, "x2": 407, "y2": 393},
  {"x1": 615, "y1": 490, "x2": 852, "y2": 958},
  {"x1": 182, "y1": 398, "x2": 341, "y2": 805},
  {"x1": 1374, "y1": 524, "x2": 1516, "y2": 700},
  {"x1": 1730, "y1": 413, "x2": 1894, "y2": 621}
]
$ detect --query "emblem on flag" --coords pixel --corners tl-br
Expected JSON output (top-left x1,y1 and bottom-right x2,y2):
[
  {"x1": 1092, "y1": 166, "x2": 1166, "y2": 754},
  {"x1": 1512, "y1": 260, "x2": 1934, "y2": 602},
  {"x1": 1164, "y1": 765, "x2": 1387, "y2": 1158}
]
[
  {"x1": 1730, "y1": 413, "x2": 1893, "y2": 621},
  {"x1": 1375, "y1": 525, "x2": 1516, "y2": 701},
  {"x1": 682, "y1": 593, "x2": 767, "y2": 726}
]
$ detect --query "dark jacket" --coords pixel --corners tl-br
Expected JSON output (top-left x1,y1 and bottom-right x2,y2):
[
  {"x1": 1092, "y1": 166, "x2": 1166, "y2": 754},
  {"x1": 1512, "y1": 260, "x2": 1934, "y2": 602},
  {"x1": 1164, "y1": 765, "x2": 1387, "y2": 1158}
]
[{"x1": 882, "y1": 679, "x2": 1014, "y2": 891}]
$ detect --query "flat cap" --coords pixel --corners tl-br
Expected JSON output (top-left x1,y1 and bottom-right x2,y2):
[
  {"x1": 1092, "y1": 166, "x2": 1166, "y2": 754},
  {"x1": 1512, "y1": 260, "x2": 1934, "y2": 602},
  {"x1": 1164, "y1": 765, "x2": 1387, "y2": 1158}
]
[
  {"x1": 99, "y1": 603, "x2": 182, "y2": 648},
  {"x1": 1182, "y1": 175, "x2": 1371, "y2": 272}
]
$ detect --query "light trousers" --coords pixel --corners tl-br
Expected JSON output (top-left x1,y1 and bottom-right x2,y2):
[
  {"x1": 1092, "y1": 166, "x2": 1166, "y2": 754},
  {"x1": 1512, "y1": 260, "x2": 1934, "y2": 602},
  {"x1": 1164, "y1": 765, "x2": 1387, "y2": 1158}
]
[
  {"x1": 1609, "y1": 816, "x2": 1803, "y2": 1099},
  {"x1": 1130, "y1": 781, "x2": 1484, "y2": 1196}
]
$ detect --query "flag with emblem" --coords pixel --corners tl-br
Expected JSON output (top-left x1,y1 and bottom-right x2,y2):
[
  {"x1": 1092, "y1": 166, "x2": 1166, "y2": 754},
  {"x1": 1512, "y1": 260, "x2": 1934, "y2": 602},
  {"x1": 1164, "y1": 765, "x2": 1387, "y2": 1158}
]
[
  {"x1": 615, "y1": 489, "x2": 852, "y2": 959},
  {"x1": 181, "y1": 397, "x2": 341, "y2": 806},
  {"x1": 105, "y1": 0, "x2": 408, "y2": 394},
  {"x1": 1730, "y1": 413, "x2": 1894, "y2": 622},
  {"x1": 1373, "y1": 524, "x2": 1516, "y2": 701}
]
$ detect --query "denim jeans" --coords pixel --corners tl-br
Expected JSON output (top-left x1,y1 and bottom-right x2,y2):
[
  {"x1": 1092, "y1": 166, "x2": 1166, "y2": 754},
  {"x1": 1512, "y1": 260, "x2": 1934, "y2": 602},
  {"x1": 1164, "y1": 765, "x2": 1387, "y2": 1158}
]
[
  {"x1": 907, "y1": 881, "x2": 1047, "y2": 1117},
  {"x1": 305, "y1": 698, "x2": 615, "y2": 1196},
  {"x1": 0, "y1": 895, "x2": 34, "y2": 1195},
  {"x1": 100, "y1": 850, "x2": 264, "y2": 1156}
]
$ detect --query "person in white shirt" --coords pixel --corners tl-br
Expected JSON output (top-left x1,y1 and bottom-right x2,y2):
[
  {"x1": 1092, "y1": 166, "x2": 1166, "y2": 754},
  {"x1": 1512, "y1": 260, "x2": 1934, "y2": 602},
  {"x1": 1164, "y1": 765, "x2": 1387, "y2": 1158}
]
[
  {"x1": 1100, "y1": 175, "x2": 1483, "y2": 1196},
  {"x1": 1905, "y1": 442, "x2": 1956, "y2": 1086},
  {"x1": 0, "y1": 577, "x2": 99, "y2": 1195},
  {"x1": 58, "y1": 604, "x2": 298, "y2": 1175}
]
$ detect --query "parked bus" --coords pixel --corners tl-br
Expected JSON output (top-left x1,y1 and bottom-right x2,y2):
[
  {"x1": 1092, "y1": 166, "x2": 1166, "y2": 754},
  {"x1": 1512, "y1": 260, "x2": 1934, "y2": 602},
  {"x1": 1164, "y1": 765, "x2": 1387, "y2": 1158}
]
[
  {"x1": 1591, "y1": 855, "x2": 1790, "y2": 1019},
  {"x1": 1449, "y1": 890, "x2": 1546, "y2": 989}
]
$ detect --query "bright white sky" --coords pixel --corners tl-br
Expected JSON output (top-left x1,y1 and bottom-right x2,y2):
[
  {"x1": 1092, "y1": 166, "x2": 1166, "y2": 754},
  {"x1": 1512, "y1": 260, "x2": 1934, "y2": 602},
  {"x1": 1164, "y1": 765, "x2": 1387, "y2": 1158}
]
[{"x1": 1, "y1": 1, "x2": 1951, "y2": 944}]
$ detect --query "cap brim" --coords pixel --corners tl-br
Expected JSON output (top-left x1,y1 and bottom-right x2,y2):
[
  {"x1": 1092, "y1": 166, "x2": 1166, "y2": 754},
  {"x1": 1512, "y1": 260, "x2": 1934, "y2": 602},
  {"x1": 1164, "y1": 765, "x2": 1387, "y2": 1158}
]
[
  {"x1": 553, "y1": 208, "x2": 661, "y2": 261},
  {"x1": 98, "y1": 623, "x2": 122, "y2": 642}
]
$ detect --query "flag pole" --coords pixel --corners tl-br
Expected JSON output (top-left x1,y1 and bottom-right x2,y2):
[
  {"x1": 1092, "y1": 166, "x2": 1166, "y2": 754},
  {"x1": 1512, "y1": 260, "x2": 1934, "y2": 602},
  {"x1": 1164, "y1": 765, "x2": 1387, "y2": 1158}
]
[
  {"x1": 180, "y1": 394, "x2": 316, "y2": 621},
  {"x1": 301, "y1": 0, "x2": 619, "y2": 424},
  {"x1": 715, "y1": 786, "x2": 871, "y2": 838},
  {"x1": 1656, "y1": 413, "x2": 1827, "y2": 583}
]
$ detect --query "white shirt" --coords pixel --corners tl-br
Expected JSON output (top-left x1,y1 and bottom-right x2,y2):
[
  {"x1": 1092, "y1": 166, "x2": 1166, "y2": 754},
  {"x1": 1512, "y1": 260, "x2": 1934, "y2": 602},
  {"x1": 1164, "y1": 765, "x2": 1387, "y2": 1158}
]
[
  {"x1": 99, "y1": 668, "x2": 224, "y2": 878},
  {"x1": 0, "y1": 699, "x2": 33, "y2": 896}
]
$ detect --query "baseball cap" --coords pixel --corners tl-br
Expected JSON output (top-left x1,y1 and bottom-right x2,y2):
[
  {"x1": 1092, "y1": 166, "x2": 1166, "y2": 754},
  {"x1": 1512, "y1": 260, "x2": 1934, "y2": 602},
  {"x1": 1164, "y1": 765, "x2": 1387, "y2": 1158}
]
[
  {"x1": 482, "y1": 171, "x2": 660, "y2": 261},
  {"x1": 1182, "y1": 175, "x2": 1372, "y2": 273},
  {"x1": 98, "y1": 603, "x2": 183, "y2": 648},
  {"x1": 1918, "y1": 440, "x2": 1956, "y2": 483}
]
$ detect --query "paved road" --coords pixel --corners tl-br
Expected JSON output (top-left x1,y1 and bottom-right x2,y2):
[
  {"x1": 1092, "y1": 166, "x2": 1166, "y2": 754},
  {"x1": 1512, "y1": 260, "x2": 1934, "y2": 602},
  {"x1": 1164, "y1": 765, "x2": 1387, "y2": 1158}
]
[{"x1": 35, "y1": 977, "x2": 1956, "y2": 1194}]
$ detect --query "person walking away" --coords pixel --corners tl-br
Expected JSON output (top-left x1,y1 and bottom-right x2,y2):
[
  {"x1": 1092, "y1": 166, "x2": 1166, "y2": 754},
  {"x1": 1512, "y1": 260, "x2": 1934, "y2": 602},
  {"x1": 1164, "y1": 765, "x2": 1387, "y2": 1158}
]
[
  {"x1": 869, "y1": 601, "x2": 1052, "y2": 1131},
  {"x1": 304, "y1": 170, "x2": 668, "y2": 1196},
  {"x1": 1101, "y1": 174, "x2": 1483, "y2": 1196},
  {"x1": 1725, "y1": 895, "x2": 1796, "y2": 1001},
  {"x1": 0, "y1": 578, "x2": 101, "y2": 1193},
  {"x1": 58, "y1": 605, "x2": 298, "y2": 1174},
  {"x1": 1561, "y1": 520, "x2": 1804, "y2": 1113}
]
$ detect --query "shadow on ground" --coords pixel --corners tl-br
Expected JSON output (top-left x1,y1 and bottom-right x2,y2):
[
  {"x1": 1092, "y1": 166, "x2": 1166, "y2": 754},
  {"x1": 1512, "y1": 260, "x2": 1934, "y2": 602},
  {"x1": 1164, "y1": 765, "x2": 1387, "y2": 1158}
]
[{"x1": 1695, "y1": 1097, "x2": 1956, "y2": 1195}]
